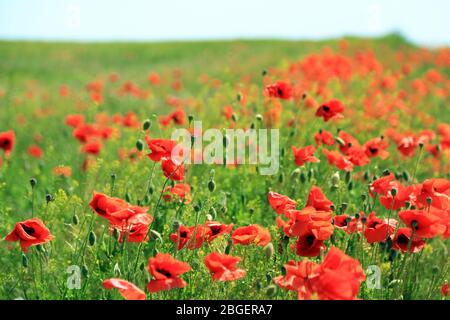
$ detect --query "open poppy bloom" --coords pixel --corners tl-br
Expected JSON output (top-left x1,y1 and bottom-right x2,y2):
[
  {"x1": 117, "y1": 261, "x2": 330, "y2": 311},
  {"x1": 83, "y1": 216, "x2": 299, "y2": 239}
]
[
  {"x1": 399, "y1": 210, "x2": 446, "y2": 238},
  {"x1": 28, "y1": 144, "x2": 43, "y2": 158},
  {"x1": 103, "y1": 278, "x2": 146, "y2": 300},
  {"x1": 322, "y1": 148, "x2": 354, "y2": 171},
  {"x1": 268, "y1": 191, "x2": 296, "y2": 216},
  {"x1": 416, "y1": 178, "x2": 450, "y2": 210},
  {"x1": 204, "y1": 252, "x2": 246, "y2": 281},
  {"x1": 81, "y1": 139, "x2": 102, "y2": 155},
  {"x1": 295, "y1": 230, "x2": 326, "y2": 257},
  {"x1": 89, "y1": 191, "x2": 150, "y2": 227},
  {"x1": 205, "y1": 221, "x2": 233, "y2": 242},
  {"x1": 315, "y1": 99, "x2": 344, "y2": 122},
  {"x1": 164, "y1": 183, "x2": 192, "y2": 203},
  {"x1": 274, "y1": 259, "x2": 319, "y2": 299},
  {"x1": 364, "y1": 137, "x2": 389, "y2": 159},
  {"x1": 314, "y1": 129, "x2": 335, "y2": 146},
  {"x1": 442, "y1": 282, "x2": 449, "y2": 296},
  {"x1": 231, "y1": 224, "x2": 271, "y2": 247},
  {"x1": 0, "y1": 130, "x2": 15, "y2": 156},
  {"x1": 115, "y1": 213, "x2": 153, "y2": 243},
  {"x1": 145, "y1": 138, "x2": 178, "y2": 162},
  {"x1": 161, "y1": 157, "x2": 185, "y2": 181},
  {"x1": 392, "y1": 228, "x2": 425, "y2": 253},
  {"x1": 5, "y1": 218, "x2": 54, "y2": 252},
  {"x1": 65, "y1": 114, "x2": 85, "y2": 128},
  {"x1": 147, "y1": 253, "x2": 191, "y2": 292},
  {"x1": 363, "y1": 212, "x2": 397, "y2": 244},
  {"x1": 170, "y1": 224, "x2": 210, "y2": 250},
  {"x1": 291, "y1": 146, "x2": 320, "y2": 166},
  {"x1": 306, "y1": 186, "x2": 334, "y2": 212},
  {"x1": 264, "y1": 81, "x2": 293, "y2": 99}
]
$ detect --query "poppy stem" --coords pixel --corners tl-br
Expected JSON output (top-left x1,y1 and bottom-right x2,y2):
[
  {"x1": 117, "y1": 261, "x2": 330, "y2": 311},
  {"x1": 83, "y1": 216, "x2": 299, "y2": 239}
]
[{"x1": 411, "y1": 145, "x2": 423, "y2": 183}]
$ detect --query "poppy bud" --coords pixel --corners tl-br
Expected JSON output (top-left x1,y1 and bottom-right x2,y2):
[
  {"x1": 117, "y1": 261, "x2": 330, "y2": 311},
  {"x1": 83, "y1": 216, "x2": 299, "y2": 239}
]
[
  {"x1": 143, "y1": 119, "x2": 152, "y2": 131},
  {"x1": 250, "y1": 122, "x2": 255, "y2": 129},
  {"x1": 391, "y1": 188, "x2": 397, "y2": 197},
  {"x1": 300, "y1": 172, "x2": 306, "y2": 183},
  {"x1": 72, "y1": 214, "x2": 79, "y2": 225},
  {"x1": 395, "y1": 172, "x2": 402, "y2": 180},
  {"x1": 139, "y1": 262, "x2": 145, "y2": 271},
  {"x1": 225, "y1": 238, "x2": 233, "y2": 254},
  {"x1": 45, "y1": 193, "x2": 54, "y2": 203},
  {"x1": 29, "y1": 178, "x2": 37, "y2": 188},
  {"x1": 111, "y1": 173, "x2": 117, "y2": 181},
  {"x1": 148, "y1": 184, "x2": 154, "y2": 195},
  {"x1": 345, "y1": 171, "x2": 351, "y2": 184},
  {"x1": 402, "y1": 170, "x2": 410, "y2": 181},
  {"x1": 256, "y1": 114, "x2": 263, "y2": 122},
  {"x1": 265, "y1": 285, "x2": 277, "y2": 297},
  {"x1": 364, "y1": 171, "x2": 370, "y2": 181},
  {"x1": 341, "y1": 203, "x2": 348, "y2": 213},
  {"x1": 261, "y1": 70, "x2": 268, "y2": 76},
  {"x1": 361, "y1": 194, "x2": 367, "y2": 202},
  {"x1": 88, "y1": 231, "x2": 96, "y2": 246},
  {"x1": 411, "y1": 220, "x2": 418, "y2": 230},
  {"x1": 208, "y1": 180, "x2": 216, "y2": 192},
  {"x1": 354, "y1": 212, "x2": 360, "y2": 219},
  {"x1": 419, "y1": 142, "x2": 424, "y2": 149},
  {"x1": 432, "y1": 266, "x2": 440, "y2": 274},
  {"x1": 206, "y1": 214, "x2": 213, "y2": 221},
  {"x1": 136, "y1": 139, "x2": 144, "y2": 151},
  {"x1": 125, "y1": 192, "x2": 131, "y2": 202},
  {"x1": 150, "y1": 230, "x2": 163, "y2": 242},
  {"x1": 113, "y1": 227, "x2": 120, "y2": 239},
  {"x1": 231, "y1": 113, "x2": 238, "y2": 122},
  {"x1": 308, "y1": 168, "x2": 314, "y2": 180},
  {"x1": 255, "y1": 280, "x2": 262, "y2": 291},
  {"x1": 194, "y1": 204, "x2": 201, "y2": 213},
  {"x1": 302, "y1": 92, "x2": 307, "y2": 100},
  {"x1": 236, "y1": 93, "x2": 241, "y2": 102},
  {"x1": 264, "y1": 243, "x2": 274, "y2": 259},
  {"x1": 81, "y1": 265, "x2": 89, "y2": 278},
  {"x1": 426, "y1": 197, "x2": 432, "y2": 206},
  {"x1": 335, "y1": 137, "x2": 345, "y2": 145},
  {"x1": 330, "y1": 205, "x2": 335, "y2": 212},
  {"x1": 331, "y1": 172, "x2": 340, "y2": 187},
  {"x1": 113, "y1": 262, "x2": 121, "y2": 276},
  {"x1": 22, "y1": 253, "x2": 28, "y2": 268},
  {"x1": 249, "y1": 208, "x2": 255, "y2": 215},
  {"x1": 172, "y1": 220, "x2": 181, "y2": 231},
  {"x1": 361, "y1": 216, "x2": 367, "y2": 224},
  {"x1": 347, "y1": 181, "x2": 353, "y2": 191},
  {"x1": 405, "y1": 201, "x2": 411, "y2": 209},
  {"x1": 278, "y1": 173, "x2": 284, "y2": 183}
]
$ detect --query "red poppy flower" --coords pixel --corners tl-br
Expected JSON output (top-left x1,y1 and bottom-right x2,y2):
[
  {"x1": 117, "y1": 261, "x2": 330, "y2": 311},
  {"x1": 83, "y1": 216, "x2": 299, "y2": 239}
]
[
  {"x1": 65, "y1": 114, "x2": 85, "y2": 128},
  {"x1": 81, "y1": 139, "x2": 102, "y2": 155},
  {"x1": 442, "y1": 282, "x2": 449, "y2": 296},
  {"x1": 103, "y1": 278, "x2": 146, "y2": 300},
  {"x1": 264, "y1": 81, "x2": 293, "y2": 99},
  {"x1": 392, "y1": 228, "x2": 425, "y2": 253},
  {"x1": 314, "y1": 130, "x2": 335, "y2": 146},
  {"x1": 223, "y1": 105, "x2": 233, "y2": 120},
  {"x1": 205, "y1": 221, "x2": 233, "y2": 242},
  {"x1": 333, "y1": 214, "x2": 363, "y2": 234},
  {"x1": 274, "y1": 259, "x2": 319, "y2": 299},
  {"x1": 164, "y1": 183, "x2": 192, "y2": 203},
  {"x1": 396, "y1": 134, "x2": 418, "y2": 157},
  {"x1": 232, "y1": 224, "x2": 271, "y2": 247},
  {"x1": 116, "y1": 213, "x2": 153, "y2": 243},
  {"x1": 89, "y1": 191, "x2": 149, "y2": 226},
  {"x1": 379, "y1": 183, "x2": 420, "y2": 211},
  {"x1": 295, "y1": 231, "x2": 326, "y2": 257},
  {"x1": 363, "y1": 212, "x2": 397, "y2": 244},
  {"x1": 311, "y1": 247, "x2": 365, "y2": 300},
  {"x1": 148, "y1": 72, "x2": 161, "y2": 85},
  {"x1": 337, "y1": 131, "x2": 360, "y2": 154},
  {"x1": 268, "y1": 191, "x2": 296, "y2": 216},
  {"x1": 170, "y1": 225, "x2": 210, "y2": 250},
  {"x1": 5, "y1": 218, "x2": 54, "y2": 252},
  {"x1": 364, "y1": 137, "x2": 389, "y2": 159},
  {"x1": 399, "y1": 210, "x2": 446, "y2": 238},
  {"x1": 28, "y1": 144, "x2": 43, "y2": 159},
  {"x1": 0, "y1": 130, "x2": 15, "y2": 156},
  {"x1": 161, "y1": 157, "x2": 185, "y2": 181},
  {"x1": 322, "y1": 148, "x2": 354, "y2": 171},
  {"x1": 416, "y1": 178, "x2": 450, "y2": 210},
  {"x1": 72, "y1": 124, "x2": 100, "y2": 143},
  {"x1": 315, "y1": 99, "x2": 344, "y2": 122},
  {"x1": 291, "y1": 146, "x2": 320, "y2": 166},
  {"x1": 204, "y1": 252, "x2": 246, "y2": 281},
  {"x1": 346, "y1": 146, "x2": 370, "y2": 167},
  {"x1": 145, "y1": 138, "x2": 178, "y2": 162},
  {"x1": 147, "y1": 253, "x2": 191, "y2": 292},
  {"x1": 369, "y1": 173, "x2": 396, "y2": 197},
  {"x1": 306, "y1": 186, "x2": 333, "y2": 212}
]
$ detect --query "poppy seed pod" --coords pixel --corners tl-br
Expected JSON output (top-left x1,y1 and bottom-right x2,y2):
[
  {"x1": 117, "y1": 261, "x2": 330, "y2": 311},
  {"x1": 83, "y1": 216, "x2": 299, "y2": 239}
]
[
  {"x1": 29, "y1": 178, "x2": 37, "y2": 188},
  {"x1": 143, "y1": 119, "x2": 152, "y2": 131},
  {"x1": 264, "y1": 243, "x2": 274, "y2": 259},
  {"x1": 231, "y1": 113, "x2": 238, "y2": 122},
  {"x1": 111, "y1": 173, "x2": 117, "y2": 181},
  {"x1": 72, "y1": 214, "x2": 79, "y2": 225},
  {"x1": 361, "y1": 216, "x2": 367, "y2": 224},
  {"x1": 206, "y1": 213, "x2": 213, "y2": 221},
  {"x1": 382, "y1": 169, "x2": 390, "y2": 176},
  {"x1": 331, "y1": 172, "x2": 340, "y2": 187},
  {"x1": 347, "y1": 181, "x2": 353, "y2": 191},
  {"x1": 261, "y1": 69, "x2": 268, "y2": 76},
  {"x1": 426, "y1": 197, "x2": 432, "y2": 206},
  {"x1": 136, "y1": 139, "x2": 144, "y2": 151},
  {"x1": 172, "y1": 220, "x2": 181, "y2": 231},
  {"x1": 256, "y1": 114, "x2": 263, "y2": 121},
  {"x1": 391, "y1": 188, "x2": 397, "y2": 197},
  {"x1": 81, "y1": 265, "x2": 89, "y2": 278},
  {"x1": 88, "y1": 231, "x2": 96, "y2": 246},
  {"x1": 250, "y1": 122, "x2": 255, "y2": 129}
]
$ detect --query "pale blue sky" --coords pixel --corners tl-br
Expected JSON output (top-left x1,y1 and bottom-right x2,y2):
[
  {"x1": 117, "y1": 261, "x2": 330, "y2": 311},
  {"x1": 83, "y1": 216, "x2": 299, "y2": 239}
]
[{"x1": 0, "y1": 0, "x2": 449, "y2": 46}]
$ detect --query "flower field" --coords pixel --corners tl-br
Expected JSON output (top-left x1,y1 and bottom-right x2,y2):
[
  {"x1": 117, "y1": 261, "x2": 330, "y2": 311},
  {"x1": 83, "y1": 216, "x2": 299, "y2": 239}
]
[{"x1": 0, "y1": 36, "x2": 449, "y2": 300}]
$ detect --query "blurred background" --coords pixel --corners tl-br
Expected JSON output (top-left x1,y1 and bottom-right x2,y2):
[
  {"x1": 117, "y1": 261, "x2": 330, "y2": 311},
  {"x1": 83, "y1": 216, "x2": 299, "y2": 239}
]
[{"x1": 0, "y1": 0, "x2": 449, "y2": 46}]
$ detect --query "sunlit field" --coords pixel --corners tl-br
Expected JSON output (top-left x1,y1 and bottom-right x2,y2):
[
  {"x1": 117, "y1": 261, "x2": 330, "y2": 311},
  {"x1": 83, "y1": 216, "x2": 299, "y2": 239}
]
[{"x1": 0, "y1": 35, "x2": 449, "y2": 300}]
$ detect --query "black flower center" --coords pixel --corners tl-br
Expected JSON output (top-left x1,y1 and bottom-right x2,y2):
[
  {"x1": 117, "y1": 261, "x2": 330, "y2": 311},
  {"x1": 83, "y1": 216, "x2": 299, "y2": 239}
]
[{"x1": 156, "y1": 268, "x2": 172, "y2": 278}]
